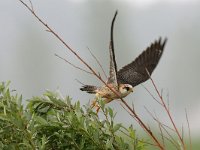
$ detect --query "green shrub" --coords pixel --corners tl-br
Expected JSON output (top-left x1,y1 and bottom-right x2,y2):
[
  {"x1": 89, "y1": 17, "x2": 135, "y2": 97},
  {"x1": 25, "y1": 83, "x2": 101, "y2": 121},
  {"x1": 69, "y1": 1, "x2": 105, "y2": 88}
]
[{"x1": 0, "y1": 81, "x2": 145, "y2": 150}]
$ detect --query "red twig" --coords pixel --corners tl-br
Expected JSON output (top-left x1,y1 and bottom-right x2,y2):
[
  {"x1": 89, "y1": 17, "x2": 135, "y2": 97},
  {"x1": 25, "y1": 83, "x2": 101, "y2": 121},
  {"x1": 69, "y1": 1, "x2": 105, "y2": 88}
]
[
  {"x1": 141, "y1": 84, "x2": 162, "y2": 105},
  {"x1": 55, "y1": 54, "x2": 92, "y2": 75},
  {"x1": 149, "y1": 77, "x2": 186, "y2": 150},
  {"x1": 87, "y1": 47, "x2": 108, "y2": 79},
  {"x1": 185, "y1": 109, "x2": 192, "y2": 150}
]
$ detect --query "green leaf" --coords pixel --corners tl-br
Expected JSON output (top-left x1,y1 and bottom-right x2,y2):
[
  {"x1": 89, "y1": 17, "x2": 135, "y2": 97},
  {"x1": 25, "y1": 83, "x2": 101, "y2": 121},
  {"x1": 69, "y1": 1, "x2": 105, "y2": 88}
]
[
  {"x1": 129, "y1": 125, "x2": 136, "y2": 139},
  {"x1": 35, "y1": 116, "x2": 48, "y2": 125},
  {"x1": 106, "y1": 137, "x2": 114, "y2": 149},
  {"x1": 113, "y1": 123, "x2": 122, "y2": 132},
  {"x1": 108, "y1": 107, "x2": 113, "y2": 118},
  {"x1": 0, "y1": 81, "x2": 146, "y2": 150}
]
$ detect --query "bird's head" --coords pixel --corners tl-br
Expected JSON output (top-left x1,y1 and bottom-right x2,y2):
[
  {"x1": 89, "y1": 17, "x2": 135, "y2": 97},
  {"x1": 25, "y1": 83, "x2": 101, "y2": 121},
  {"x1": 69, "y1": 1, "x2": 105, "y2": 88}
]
[{"x1": 119, "y1": 84, "x2": 133, "y2": 97}]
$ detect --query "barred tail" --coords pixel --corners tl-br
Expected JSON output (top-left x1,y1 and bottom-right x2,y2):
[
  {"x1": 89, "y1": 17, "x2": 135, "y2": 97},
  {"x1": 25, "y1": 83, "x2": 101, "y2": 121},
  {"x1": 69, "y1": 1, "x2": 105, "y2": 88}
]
[{"x1": 80, "y1": 85, "x2": 98, "y2": 94}]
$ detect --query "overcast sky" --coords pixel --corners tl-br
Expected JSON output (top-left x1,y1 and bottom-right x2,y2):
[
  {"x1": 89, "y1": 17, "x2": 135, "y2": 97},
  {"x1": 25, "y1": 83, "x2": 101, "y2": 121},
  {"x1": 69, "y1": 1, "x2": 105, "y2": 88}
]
[{"x1": 1, "y1": 0, "x2": 200, "y2": 139}]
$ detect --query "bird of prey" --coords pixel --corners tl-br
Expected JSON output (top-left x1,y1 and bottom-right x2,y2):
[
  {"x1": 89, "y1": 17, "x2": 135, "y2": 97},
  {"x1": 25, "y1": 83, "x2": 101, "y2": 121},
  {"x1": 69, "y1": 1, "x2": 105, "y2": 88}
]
[{"x1": 80, "y1": 11, "x2": 167, "y2": 112}]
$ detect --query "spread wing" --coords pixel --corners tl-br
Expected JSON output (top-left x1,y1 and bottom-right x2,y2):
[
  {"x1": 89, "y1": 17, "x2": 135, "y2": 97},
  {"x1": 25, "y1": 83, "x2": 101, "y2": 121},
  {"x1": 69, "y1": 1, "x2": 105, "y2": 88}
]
[
  {"x1": 117, "y1": 37, "x2": 167, "y2": 87},
  {"x1": 107, "y1": 11, "x2": 118, "y2": 86}
]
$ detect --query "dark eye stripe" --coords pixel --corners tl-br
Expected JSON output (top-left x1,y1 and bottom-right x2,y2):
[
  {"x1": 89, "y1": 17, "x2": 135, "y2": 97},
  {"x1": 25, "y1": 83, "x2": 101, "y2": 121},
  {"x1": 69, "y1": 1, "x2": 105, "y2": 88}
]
[{"x1": 125, "y1": 87, "x2": 130, "y2": 91}]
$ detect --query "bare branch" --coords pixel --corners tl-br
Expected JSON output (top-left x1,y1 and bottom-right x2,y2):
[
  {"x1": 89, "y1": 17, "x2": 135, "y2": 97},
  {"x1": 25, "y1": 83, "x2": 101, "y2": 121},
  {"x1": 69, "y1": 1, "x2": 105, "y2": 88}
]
[
  {"x1": 131, "y1": 102, "x2": 135, "y2": 112},
  {"x1": 144, "y1": 106, "x2": 182, "y2": 149},
  {"x1": 149, "y1": 76, "x2": 186, "y2": 149},
  {"x1": 144, "y1": 106, "x2": 175, "y2": 132},
  {"x1": 18, "y1": 0, "x2": 100, "y2": 79},
  {"x1": 87, "y1": 47, "x2": 107, "y2": 79},
  {"x1": 145, "y1": 67, "x2": 186, "y2": 149},
  {"x1": 182, "y1": 124, "x2": 184, "y2": 143},
  {"x1": 166, "y1": 90, "x2": 170, "y2": 111},
  {"x1": 28, "y1": 0, "x2": 33, "y2": 11},
  {"x1": 185, "y1": 109, "x2": 192, "y2": 150},
  {"x1": 141, "y1": 84, "x2": 162, "y2": 106},
  {"x1": 75, "y1": 79, "x2": 86, "y2": 86},
  {"x1": 155, "y1": 114, "x2": 180, "y2": 149},
  {"x1": 120, "y1": 103, "x2": 136, "y2": 119},
  {"x1": 55, "y1": 54, "x2": 92, "y2": 75},
  {"x1": 162, "y1": 134, "x2": 181, "y2": 150},
  {"x1": 119, "y1": 129, "x2": 156, "y2": 147},
  {"x1": 158, "y1": 119, "x2": 165, "y2": 147}
]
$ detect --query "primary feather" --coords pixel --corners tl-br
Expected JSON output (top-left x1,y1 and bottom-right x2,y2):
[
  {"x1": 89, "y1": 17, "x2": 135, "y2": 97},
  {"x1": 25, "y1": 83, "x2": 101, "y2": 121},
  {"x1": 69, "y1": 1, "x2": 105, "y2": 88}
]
[
  {"x1": 80, "y1": 85, "x2": 98, "y2": 94},
  {"x1": 117, "y1": 37, "x2": 167, "y2": 87}
]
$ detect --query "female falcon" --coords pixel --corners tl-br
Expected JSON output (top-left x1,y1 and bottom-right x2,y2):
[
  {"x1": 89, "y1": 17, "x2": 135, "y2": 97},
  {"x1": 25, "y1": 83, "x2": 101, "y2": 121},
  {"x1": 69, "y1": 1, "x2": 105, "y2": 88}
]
[{"x1": 80, "y1": 11, "x2": 167, "y2": 112}]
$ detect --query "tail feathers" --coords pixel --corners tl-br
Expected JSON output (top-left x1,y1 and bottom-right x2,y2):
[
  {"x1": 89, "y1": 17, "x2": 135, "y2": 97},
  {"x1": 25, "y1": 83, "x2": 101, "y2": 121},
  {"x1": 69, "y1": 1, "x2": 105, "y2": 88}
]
[{"x1": 80, "y1": 85, "x2": 97, "y2": 94}]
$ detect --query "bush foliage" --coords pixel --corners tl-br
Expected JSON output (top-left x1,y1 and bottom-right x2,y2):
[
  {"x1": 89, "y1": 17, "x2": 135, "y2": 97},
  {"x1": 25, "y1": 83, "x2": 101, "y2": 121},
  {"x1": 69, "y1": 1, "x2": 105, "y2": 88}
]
[{"x1": 0, "y1": 81, "x2": 145, "y2": 150}]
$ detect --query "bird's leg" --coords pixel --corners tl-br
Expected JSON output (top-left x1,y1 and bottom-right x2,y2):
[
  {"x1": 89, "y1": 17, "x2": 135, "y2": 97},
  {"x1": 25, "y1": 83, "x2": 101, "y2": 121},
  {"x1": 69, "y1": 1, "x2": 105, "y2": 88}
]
[
  {"x1": 90, "y1": 99, "x2": 97, "y2": 108},
  {"x1": 104, "y1": 98, "x2": 113, "y2": 104},
  {"x1": 96, "y1": 105, "x2": 100, "y2": 113},
  {"x1": 90, "y1": 98, "x2": 100, "y2": 113},
  {"x1": 91, "y1": 95, "x2": 113, "y2": 113},
  {"x1": 92, "y1": 102, "x2": 100, "y2": 113}
]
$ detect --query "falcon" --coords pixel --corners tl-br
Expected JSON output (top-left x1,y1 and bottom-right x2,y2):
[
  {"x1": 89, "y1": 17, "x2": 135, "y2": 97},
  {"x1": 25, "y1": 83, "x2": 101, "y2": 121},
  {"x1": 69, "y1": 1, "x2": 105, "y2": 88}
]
[{"x1": 80, "y1": 11, "x2": 167, "y2": 112}]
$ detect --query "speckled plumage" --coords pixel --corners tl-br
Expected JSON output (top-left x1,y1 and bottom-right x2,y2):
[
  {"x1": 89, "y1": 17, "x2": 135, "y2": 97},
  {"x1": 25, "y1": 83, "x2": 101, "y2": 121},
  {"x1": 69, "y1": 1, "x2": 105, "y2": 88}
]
[
  {"x1": 80, "y1": 11, "x2": 167, "y2": 112},
  {"x1": 117, "y1": 38, "x2": 167, "y2": 87}
]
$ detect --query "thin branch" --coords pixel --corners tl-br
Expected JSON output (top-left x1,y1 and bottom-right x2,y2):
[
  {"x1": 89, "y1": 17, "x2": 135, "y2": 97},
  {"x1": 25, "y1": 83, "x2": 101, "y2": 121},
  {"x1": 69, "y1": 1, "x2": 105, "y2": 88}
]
[
  {"x1": 144, "y1": 106, "x2": 181, "y2": 149},
  {"x1": 153, "y1": 112, "x2": 164, "y2": 148},
  {"x1": 141, "y1": 84, "x2": 162, "y2": 106},
  {"x1": 119, "y1": 129, "x2": 156, "y2": 147},
  {"x1": 28, "y1": 0, "x2": 33, "y2": 11},
  {"x1": 18, "y1": 0, "x2": 100, "y2": 79},
  {"x1": 120, "y1": 103, "x2": 136, "y2": 119},
  {"x1": 120, "y1": 102, "x2": 164, "y2": 150},
  {"x1": 55, "y1": 54, "x2": 92, "y2": 75},
  {"x1": 75, "y1": 79, "x2": 85, "y2": 86},
  {"x1": 185, "y1": 109, "x2": 192, "y2": 150},
  {"x1": 149, "y1": 76, "x2": 186, "y2": 150},
  {"x1": 131, "y1": 102, "x2": 135, "y2": 112},
  {"x1": 158, "y1": 124, "x2": 180, "y2": 149},
  {"x1": 166, "y1": 90, "x2": 170, "y2": 111},
  {"x1": 156, "y1": 112, "x2": 181, "y2": 149},
  {"x1": 156, "y1": 113, "x2": 165, "y2": 147},
  {"x1": 145, "y1": 68, "x2": 186, "y2": 149},
  {"x1": 182, "y1": 124, "x2": 184, "y2": 144},
  {"x1": 144, "y1": 106, "x2": 175, "y2": 132},
  {"x1": 87, "y1": 47, "x2": 107, "y2": 79},
  {"x1": 162, "y1": 134, "x2": 181, "y2": 150}
]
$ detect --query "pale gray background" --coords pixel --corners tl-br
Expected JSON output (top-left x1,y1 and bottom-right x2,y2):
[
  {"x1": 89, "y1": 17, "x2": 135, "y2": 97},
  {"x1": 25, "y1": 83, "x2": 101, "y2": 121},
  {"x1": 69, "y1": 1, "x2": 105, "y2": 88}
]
[{"x1": 1, "y1": 0, "x2": 200, "y2": 140}]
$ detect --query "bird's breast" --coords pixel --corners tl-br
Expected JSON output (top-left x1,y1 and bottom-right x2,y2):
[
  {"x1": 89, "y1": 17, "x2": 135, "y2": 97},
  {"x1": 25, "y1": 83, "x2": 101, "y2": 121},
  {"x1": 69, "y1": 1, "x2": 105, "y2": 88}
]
[{"x1": 96, "y1": 85, "x2": 132, "y2": 100}]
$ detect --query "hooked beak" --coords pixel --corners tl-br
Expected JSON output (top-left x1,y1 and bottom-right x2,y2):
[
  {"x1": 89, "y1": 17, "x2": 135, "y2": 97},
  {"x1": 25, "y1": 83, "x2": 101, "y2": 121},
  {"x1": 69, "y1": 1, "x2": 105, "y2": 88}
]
[{"x1": 130, "y1": 88, "x2": 133, "y2": 92}]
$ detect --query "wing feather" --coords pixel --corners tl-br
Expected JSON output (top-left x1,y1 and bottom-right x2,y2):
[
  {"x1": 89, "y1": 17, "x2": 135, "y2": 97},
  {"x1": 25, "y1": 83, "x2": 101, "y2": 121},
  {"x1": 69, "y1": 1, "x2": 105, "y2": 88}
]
[
  {"x1": 117, "y1": 37, "x2": 167, "y2": 87},
  {"x1": 107, "y1": 11, "x2": 118, "y2": 85}
]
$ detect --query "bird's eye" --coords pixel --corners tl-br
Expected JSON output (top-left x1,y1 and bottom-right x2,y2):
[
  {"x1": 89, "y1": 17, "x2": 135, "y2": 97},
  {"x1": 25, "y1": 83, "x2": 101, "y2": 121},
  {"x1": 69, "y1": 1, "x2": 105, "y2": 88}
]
[{"x1": 124, "y1": 87, "x2": 130, "y2": 91}]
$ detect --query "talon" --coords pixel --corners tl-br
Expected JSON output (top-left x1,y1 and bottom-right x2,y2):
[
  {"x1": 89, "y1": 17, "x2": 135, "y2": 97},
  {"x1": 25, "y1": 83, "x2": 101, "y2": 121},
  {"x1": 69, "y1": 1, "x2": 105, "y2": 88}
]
[
  {"x1": 90, "y1": 100, "x2": 97, "y2": 108},
  {"x1": 96, "y1": 105, "x2": 100, "y2": 113},
  {"x1": 90, "y1": 99, "x2": 100, "y2": 113}
]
